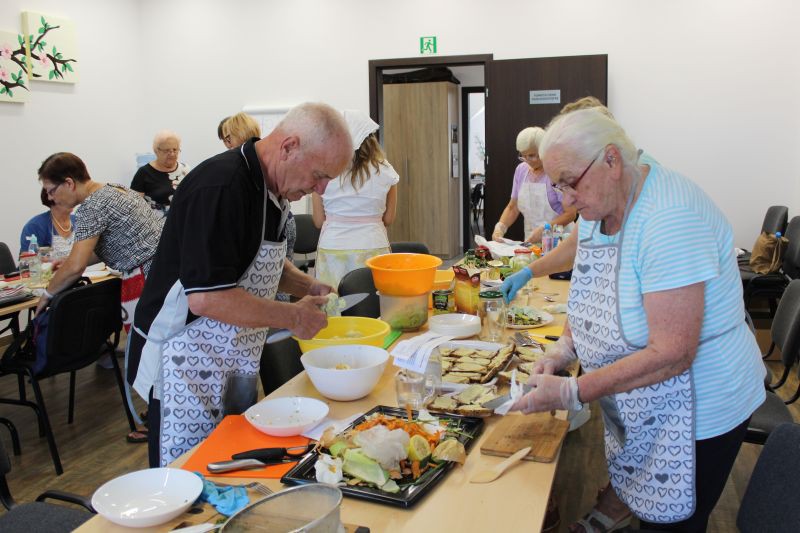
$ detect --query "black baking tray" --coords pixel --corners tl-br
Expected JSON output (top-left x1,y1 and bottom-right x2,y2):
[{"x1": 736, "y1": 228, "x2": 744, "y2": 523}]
[{"x1": 281, "y1": 405, "x2": 484, "y2": 508}]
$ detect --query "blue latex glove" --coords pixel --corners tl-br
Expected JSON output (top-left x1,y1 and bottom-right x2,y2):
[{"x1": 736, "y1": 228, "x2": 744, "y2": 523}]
[
  {"x1": 500, "y1": 267, "x2": 533, "y2": 304},
  {"x1": 193, "y1": 472, "x2": 249, "y2": 517}
]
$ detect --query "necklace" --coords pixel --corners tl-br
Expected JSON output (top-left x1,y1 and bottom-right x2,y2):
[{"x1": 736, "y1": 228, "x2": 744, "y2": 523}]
[{"x1": 52, "y1": 214, "x2": 72, "y2": 233}]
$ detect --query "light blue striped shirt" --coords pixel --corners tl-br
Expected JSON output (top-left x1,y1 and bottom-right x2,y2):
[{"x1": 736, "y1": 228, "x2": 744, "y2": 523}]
[{"x1": 578, "y1": 162, "x2": 765, "y2": 439}]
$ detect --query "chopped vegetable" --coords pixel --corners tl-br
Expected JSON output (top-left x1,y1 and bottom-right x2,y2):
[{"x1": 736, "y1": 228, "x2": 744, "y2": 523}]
[
  {"x1": 407, "y1": 434, "x2": 432, "y2": 462},
  {"x1": 432, "y1": 439, "x2": 467, "y2": 465},
  {"x1": 314, "y1": 453, "x2": 344, "y2": 484},
  {"x1": 342, "y1": 449, "x2": 389, "y2": 487},
  {"x1": 353, "y1": 425, "x2": 409, "y2": 470}
]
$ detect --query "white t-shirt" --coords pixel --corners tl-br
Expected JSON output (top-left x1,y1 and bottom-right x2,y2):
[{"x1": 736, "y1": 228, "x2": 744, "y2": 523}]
[{"x1": 318, "y1": 161, "x2": 400, "y2": 250}]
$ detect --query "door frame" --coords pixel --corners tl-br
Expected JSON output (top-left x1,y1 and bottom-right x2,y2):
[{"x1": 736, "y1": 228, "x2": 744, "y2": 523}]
[
  {"x1": 368, "y1": 54, "x2": 492, "y2": 126},
  {"x1": 461, "y1": 85, "x2": 485, "y2": 251}
]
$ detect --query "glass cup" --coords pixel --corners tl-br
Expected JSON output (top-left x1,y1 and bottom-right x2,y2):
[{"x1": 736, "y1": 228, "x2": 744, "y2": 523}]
[
  {"x1": 480, "y1": 298, "x2": 507, "y2": 342},
  {"x1": 395, "y1": 369, "x2": 436, "y2": 411}
]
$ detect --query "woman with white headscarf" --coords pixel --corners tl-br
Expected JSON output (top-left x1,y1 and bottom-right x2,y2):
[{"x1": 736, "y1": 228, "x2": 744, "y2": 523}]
[{"x1": 312, "y1": 110, "x2": 399, "y2": 289}]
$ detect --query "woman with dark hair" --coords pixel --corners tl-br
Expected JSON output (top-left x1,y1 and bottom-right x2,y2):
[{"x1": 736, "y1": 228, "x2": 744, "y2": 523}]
[
  {"x1": 311, "y1": 109, "x2": 398, "y2": 289},
  {"x1": 19, "y1": 188, "x2": 76, "y2": 259}
]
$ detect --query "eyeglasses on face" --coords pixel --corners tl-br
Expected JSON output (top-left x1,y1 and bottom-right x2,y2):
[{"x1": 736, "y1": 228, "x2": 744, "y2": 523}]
[
  {"x1": 45, "y1": 182, "x2": 63, "y2": 197},
  {"x1": 223, "y1": 135, "x2": 232, "y2": 144},
  {"x1": 157, "y1": 147, "x2": 180, "y2": 154},
  {"x1": 518, "y1": 153, "x2": 540, "y2": 163},
  {"x1": 552, "y1": 148, "x2": 605, "y2": 193}
]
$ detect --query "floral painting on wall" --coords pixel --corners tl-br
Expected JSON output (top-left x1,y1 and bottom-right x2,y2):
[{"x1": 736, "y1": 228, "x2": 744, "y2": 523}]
[
  {"x1": 22, "y1": 11, "x2": 78, "y2": 83},
  {"x1": 0, "y1": 29, "x2": 29, "y2": 103}
]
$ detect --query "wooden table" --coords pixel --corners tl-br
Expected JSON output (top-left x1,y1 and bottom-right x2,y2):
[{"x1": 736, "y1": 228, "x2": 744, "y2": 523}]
[
  {"x1": 77, "y1": 277, "x2": 570, "y2": 533},
  {"x1": 0, "y1": 275, "x2": 119, "y2": 316}
]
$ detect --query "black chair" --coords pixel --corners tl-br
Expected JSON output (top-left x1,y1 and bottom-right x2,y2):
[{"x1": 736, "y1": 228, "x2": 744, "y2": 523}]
[
  {"x1": 737, "y1": 423, "x2": 800, "y2": 533},
  {"x1": 0, "y1": 278, "x2": 135, "y2": 475},
  {"x1": 743, "y1": 216, "x2": 800, "y2": 319},
  {"x1": 338, "y1": 267, "x2": 379, "y2": 319},
  {"x1": 0, "y1": 436, "x2": 94, "y2": 532},
  {"x1": 738, "y1": 205, "x2": 789, "y2": 266},
  {"x1": 390, "y1": 242, "x2": 430, "y2": 254},
  {"x1": 0, "y1": 242, "x2": 21, "y2": 339},
  {"x1": 745, "y1": 280, "x2": 800, "y2": 445},
  {"x1": 259, "y1": 337, "x2": 304, "y2": 397},
  {"x1": 293, "y1": 214, "x2": 321, "y2": 273},
  {"x1": 470, "y1": 182, "x2": 484, "y2": 224}
]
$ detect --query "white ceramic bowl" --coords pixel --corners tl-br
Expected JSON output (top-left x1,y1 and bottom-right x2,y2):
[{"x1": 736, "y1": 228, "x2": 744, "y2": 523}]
[
  {"x1": 245, "y1": 396, "x2": 329, "y2": 437},
  {"x1": 301, "y1": 344, "x2": 389, "y2": 401},
  {"x1": 91, "y1": 468, "x2": 203, "y2": 528},
  {"x1": 428, "y1": 313, "x2": 481, "y2": 339}
]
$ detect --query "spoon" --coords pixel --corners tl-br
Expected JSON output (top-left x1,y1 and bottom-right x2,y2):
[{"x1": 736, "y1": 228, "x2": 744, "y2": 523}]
[{"x1": 469, "y1": 446, "x2": 532, "y2": 484}]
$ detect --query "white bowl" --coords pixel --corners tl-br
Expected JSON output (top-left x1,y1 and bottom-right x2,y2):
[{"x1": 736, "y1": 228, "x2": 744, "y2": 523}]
[
  {"x1": 245, "y1": 396, "x2": 329, "y2": 437},
  {"x1": 428, "y1": 313, "x2": 481, "y2": 339},
  {"x1": 91, "y1": 468, "x2": 202, "y2": 528},
  {"x1": 301, "y1": 344, "x2": 389, "y2": 401}
]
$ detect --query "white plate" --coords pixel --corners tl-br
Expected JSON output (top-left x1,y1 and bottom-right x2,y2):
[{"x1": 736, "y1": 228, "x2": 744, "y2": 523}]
[
  {"x1": 92, "y1": 468, "x2": 202, "y2": 528},
  {"x1": 505, "y1": 306, "x2": 554, "y2": 329},
  {"x1": 428, "y1": 313, "x2": 481, "y2": 339},
  {"x1": 83, "y1": 269, "x2": 110, "y2": 279},
  {"x1": 245, "y1": 396, "x2": 329, "y2": 437}
]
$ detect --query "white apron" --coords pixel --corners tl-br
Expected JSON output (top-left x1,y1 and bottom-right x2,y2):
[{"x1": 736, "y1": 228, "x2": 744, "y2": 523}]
[
  {"x1": 157, "y1": 147, "x2": 286, "y2": 466},
  {"x1": 517, "y1": 172, "x2": 559, "y2": 237},
  {"x1": 568, "y1": 180, "x2": 696, "y2": 524}
]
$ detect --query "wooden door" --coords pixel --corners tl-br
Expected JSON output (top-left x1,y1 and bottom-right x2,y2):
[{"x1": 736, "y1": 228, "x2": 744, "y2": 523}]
[
  {"x1": 484, "y1": 55, "x2": 608, "y2": 241},
  {"x1": 383, "y1": 82, "x2": 460, "y2": 257}
]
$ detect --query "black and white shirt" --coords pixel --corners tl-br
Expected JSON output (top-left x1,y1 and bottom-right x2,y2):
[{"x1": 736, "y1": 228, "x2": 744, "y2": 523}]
[{"x1": 73, "y1": 184, "x2": 165, "y2": 274}]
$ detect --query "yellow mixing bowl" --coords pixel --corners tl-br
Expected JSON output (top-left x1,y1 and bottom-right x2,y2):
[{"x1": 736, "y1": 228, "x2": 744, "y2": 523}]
[{"x1": 294, "y1": 316, "x2": 391, "y2": 353}]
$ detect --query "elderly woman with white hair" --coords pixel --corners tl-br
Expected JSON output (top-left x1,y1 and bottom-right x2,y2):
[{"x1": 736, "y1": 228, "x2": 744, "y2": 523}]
[
  {"x1": 502, "y1": 109, "x2": 765, "y2": 532},
  {"x1": 131, "y1": 130, "x2": 191, "y2": 210},
  {"x1": 492, "y1": 126, "x2": 577, "y2": 243}
]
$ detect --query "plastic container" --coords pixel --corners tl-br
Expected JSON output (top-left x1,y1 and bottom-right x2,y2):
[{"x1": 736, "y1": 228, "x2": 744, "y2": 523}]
[
  {"x1": 294, "y1": 316, "x2": 390, "y2": 353},
  {"x1": 365, "y1": 253, "x2": 443, "y2": 296},
  {"x1": 378, "y1": 291, "x2": 429, "y2": 332},
  {"x1": 478, "y1": 290, "x2": 507, "y2": 342},
  {"x1": 510, "y1": 248, "x2": 533, "y2": 273}
]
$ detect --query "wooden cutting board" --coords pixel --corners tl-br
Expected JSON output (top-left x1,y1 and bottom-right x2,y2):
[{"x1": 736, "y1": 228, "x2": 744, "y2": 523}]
[{"x1": 480, "y1": 412, "x2": 569, "y2": 463}]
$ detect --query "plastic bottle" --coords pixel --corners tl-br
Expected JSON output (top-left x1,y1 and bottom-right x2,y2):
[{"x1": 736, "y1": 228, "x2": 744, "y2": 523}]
[
  {"x1": 541, "y1": 223, "x2": 553, "y2": 255},
  {"x1": 552, "y1": 225, "x2": 563, "y2": 249},
  {"x1": 25, "y1": 234, "x2": 42, "y2": 284}
]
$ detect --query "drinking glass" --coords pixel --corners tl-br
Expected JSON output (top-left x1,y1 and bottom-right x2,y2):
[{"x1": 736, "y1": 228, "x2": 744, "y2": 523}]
[
  {"x1": 480, "y1": 299, "x2": 507, "y2": 342},
  {"x1": 395, "y1": 369, "x2": 436, "y2": 410}
]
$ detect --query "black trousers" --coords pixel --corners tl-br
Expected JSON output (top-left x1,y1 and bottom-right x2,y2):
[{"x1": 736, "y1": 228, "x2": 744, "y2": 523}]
[
  {"x1": 638, "y1": 417, "x2": 750, "y2": 532},
  {"x1": 147, "y1": 389, "x2": 160, "y2": 468}
]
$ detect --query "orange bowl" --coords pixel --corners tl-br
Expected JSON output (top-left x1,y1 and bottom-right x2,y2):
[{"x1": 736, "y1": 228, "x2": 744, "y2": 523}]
[{"x1": 365, "y1": 253, "x2": 443, "y2": 296}]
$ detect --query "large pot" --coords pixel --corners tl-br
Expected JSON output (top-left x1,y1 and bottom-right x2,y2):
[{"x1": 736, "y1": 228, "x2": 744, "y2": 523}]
[{"x1": 222, "y1": 485, "x2": 343, "y2": 533}]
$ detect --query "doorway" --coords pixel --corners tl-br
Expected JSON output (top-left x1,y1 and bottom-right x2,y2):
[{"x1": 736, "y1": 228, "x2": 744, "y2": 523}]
[{"x1": 462, "y1": 86, "x2": 486, "y2": 250}]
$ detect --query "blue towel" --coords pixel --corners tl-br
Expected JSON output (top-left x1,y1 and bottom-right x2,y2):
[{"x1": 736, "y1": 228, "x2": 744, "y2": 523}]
[{"x1": 193, "y1": 473, "x2": 250, "y2": 516}]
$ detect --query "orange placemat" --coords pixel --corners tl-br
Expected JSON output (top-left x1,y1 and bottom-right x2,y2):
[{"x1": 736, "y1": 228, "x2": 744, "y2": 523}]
[{"x1": 181, "y1": 415, "x2": 310, "y2": 478}]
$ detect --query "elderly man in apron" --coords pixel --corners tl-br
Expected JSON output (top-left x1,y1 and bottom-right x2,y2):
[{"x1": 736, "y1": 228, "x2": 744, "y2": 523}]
[
  {"x1": 492, "y1": 126, "x2": 576, "y2": 244},
  {"x1": 127, "y1": 103, "x2": 353, "y2": 468},
  {"x1": 504, "y1": 109, "x2": 764, "y2": 532}
]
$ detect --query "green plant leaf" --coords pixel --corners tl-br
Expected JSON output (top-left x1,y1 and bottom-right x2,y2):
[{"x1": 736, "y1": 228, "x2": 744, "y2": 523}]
[
  {"x1": 17, "y1": 34, "x2": 23, "y2": 45},
  {"x1": 56, "y1": 53, "x2": 62, "y2": 59},
  {"x1": 48, "y1": 70, "x2": 54, "y2": 80},
  {"x1": 11, "y1": 73, "x2": 18, "y2": 82},
  {"x1": 40, "y1": 15, "x2": 46, "y2": 25},
  {"x1": 7, "y1": 88, "x2": 12, "y2": 97},
  {"x1": 0, "y1": 87, "x2": 6, "y2": 95},
  {"x1": 64, "y1": 63, "x2": 73, "y2": 72},
  {"x1": 38, "y1": 27, "x2": 44, "y2": 34},
  {"x1": 52, "y1": 45, "x2": 57, "y2": 54}
]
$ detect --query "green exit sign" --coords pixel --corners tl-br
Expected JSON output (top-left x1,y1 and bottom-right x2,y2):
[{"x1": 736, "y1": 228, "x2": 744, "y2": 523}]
[{"x1": 420, "y1": 36, "x2": 437, "y2": 55}]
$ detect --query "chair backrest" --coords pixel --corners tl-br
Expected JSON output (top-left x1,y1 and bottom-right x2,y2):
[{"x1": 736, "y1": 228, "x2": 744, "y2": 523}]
[
  {"x1": 762, "y1": 205, "x2": 789, "y2": 235},
  {"x1": 737, "y1": 423, "x2": 800, "y2": 532},
  {"x1": 390, "y1": 242, "x2": 430, "y2": 254},
  {"x1": 259, "y1": 337, "x2": 304, "y2": 396},
  {"x1": 44, "y1": 278, "x2": 122, "y2": 373},
  {"x1": 0, "y1": 243, "x2": 15, "y2": 276},
  {"x1": 782, "y1": 216, "x2": 800, "y2": 279},
  {"x1": 293, "y1": 214, "x2": 321, "y2": 255},
  {"x1": 337, "y1": 267, "x2": 380, "y2": 318},
  {"x1": 471, "y1": 183, "x2": 484, "y2": 208},
  {"x1": 771, "y1": 279, "x2": 800, "y2": 367}
]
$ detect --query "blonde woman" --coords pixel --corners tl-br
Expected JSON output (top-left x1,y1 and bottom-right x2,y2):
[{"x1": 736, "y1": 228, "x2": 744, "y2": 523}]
[
  {"x1": 312, "y1": 109, "x2": 398, "y2": 289},
  {"x1": 131, "y1": 130, "x2": 191, "y2": 210},
  {"x1": 221, "y1": 112, "x2": 261, "y2": 148}
]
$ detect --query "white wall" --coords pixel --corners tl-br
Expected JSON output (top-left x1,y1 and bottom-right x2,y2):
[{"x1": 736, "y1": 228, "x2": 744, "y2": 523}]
[{"x1": 2, "y1": 0, "x2": 798, "y2": 251}]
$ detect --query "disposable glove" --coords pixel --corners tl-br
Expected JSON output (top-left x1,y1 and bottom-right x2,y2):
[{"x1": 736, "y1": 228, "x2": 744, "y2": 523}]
[
  {"x1": 492, "y1": 222, "x2": 507, "y2": 241},
  {"x1": 500, "y1": 267, "x2": 533, "y2": 304},
  {"x1": 531, "y1": 337, "x2": 577, "y2": 375},
  {"x1": 509, "y1": 374, "x2": 581, "y2": 414}
]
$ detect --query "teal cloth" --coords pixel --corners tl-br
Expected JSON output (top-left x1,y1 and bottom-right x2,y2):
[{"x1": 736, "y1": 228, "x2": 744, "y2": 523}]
[
  {"x1": 382, "y1": 329, "x2": 402, "y2": 349},
  {"x1": 193, "y1": 473, "x2": 249, "y2": 517}
]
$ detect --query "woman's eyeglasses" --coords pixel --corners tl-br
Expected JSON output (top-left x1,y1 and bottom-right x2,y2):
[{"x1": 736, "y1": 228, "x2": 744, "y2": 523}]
[
  {"x1": 45, "y1": 182, "x2": 63, "y2": 196},
  {"x1": 517, "y1": 153, "x2": 539, "y2": 163},
  {"x1": 157, "y1": 147, "x2": 180, "y2": 154},
  {"x1": 552, "y1": 149, "x2": 604, "y2": 193}
]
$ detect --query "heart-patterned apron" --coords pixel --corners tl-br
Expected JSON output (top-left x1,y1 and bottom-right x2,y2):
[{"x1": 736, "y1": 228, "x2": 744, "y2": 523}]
[
  {"x1": 156, "y1": 145, "x2": 286, "y2": 466},
  {"x1": 568, "y1": 177, "x2": 696, "y2": 523}
]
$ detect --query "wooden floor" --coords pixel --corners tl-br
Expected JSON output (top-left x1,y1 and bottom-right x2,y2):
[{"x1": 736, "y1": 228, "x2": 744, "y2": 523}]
[{"x1": 0, "y1": 343, "x2": 797, "y2": 532}]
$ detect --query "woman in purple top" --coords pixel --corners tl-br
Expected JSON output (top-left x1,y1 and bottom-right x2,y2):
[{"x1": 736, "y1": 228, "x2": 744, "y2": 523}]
[{"x1": 492, "y1": 127, "x2": 577, "y2": 243}]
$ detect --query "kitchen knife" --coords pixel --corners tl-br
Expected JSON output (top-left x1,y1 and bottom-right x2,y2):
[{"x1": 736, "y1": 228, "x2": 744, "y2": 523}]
[
  {"x1": 265, "y1": 292, "x2": 370, "y2": 344},
  {"x1": 231, "y1": 445, "x2": 313, "y2": 462},
  {"x1": 481, "y1": 384, "x2": 532, "y2": 410},
  {"x1": 207, "y1": 457, "x2": 298, "y2": 474},
  {"x1": 526, "y1": 333, "x2": 560, "y2": 341}
]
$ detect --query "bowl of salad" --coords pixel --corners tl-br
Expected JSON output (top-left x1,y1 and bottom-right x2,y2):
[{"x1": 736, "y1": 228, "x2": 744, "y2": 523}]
[{"x1": 301, "y1": 344, "x2": 389, "y2": 401}]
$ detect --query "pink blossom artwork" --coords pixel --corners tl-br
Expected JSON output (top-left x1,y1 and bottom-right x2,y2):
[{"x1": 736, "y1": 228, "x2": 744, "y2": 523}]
[
  {"x1": 0, "y1": 29, "x2": 28, "y2": 102},
  {"x1": 22, "y1": 11, "x2": 78, "y2": 83}
]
